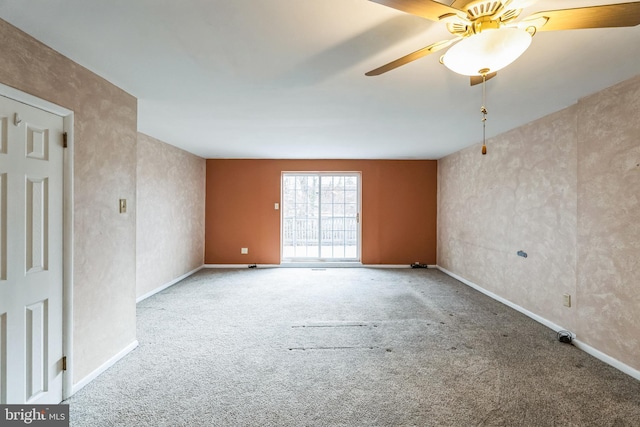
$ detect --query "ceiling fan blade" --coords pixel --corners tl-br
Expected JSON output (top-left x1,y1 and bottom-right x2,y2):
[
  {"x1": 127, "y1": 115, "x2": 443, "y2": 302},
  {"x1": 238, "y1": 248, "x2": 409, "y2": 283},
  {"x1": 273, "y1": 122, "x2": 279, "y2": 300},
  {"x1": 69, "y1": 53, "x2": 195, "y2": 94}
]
[
  {"x1": 365, "y1": 37, "x2": 461, "y2": 76},
  {"x1": 449, "y1": 0, "x2": 471, "y2": 8},
  {"x1": 520, "y1": 2, "x2": 640, "y2": 32},
  {"x1": 470, "y1": 72, "x2": 497, "y2": 86},
  {"x1": 369, "y1": 0, "x2": 466, "y2": 22},
  {"x1": 504, "y1": 0, "x2": 537, "y2": 9}
]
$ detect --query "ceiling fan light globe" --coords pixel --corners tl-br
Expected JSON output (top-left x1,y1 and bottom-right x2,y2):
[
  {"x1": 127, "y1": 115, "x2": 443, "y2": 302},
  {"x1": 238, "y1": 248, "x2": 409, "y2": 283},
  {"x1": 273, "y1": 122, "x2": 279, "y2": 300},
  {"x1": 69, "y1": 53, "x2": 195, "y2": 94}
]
[{"x1": 441, "y1": 27, "x2": 532, "y2": 76}]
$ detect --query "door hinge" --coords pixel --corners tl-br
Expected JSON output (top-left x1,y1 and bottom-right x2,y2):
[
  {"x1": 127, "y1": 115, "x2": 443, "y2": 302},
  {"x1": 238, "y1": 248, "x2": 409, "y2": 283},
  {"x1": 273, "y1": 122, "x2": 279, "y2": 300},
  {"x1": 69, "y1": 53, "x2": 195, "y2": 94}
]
[
  {"x1": 62, "y1": 356, "x2": 67, "y2": 371},
  {"x1": 356, "y1": 213, "x2": 360, "y2": 223},
  {"x1": 63, "y1": 132, "x2": 68, "y2": 148}
]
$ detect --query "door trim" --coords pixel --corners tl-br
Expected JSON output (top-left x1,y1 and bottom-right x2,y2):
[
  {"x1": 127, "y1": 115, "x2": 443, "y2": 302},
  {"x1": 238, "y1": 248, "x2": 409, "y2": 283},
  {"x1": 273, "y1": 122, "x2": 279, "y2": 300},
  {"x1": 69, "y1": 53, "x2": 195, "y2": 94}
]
[{"x1": 0, "y1": 83, "x2": 74, "y2": 401}]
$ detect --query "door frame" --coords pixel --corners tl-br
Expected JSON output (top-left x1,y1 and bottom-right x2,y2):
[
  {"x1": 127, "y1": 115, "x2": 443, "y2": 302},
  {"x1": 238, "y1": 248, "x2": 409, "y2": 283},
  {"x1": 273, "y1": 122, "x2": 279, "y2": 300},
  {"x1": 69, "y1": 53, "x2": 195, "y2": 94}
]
[
  {"x1": 280, "y1": 171, "x2": 362, "y2": 263},
  {"x1": 0, "y1": 83, "x2": 74, "y2": 401}
]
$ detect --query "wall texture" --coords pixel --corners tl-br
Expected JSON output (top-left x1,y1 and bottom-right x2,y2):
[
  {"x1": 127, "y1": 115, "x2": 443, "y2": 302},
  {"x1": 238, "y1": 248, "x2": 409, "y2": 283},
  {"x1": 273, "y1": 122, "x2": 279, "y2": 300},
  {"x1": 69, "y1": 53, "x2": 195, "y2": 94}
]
[
  {"x1": 136, "y1": 133, "x2": 205, "y2": 299},
  {"x1": 0, "y1": 19, "x2": 138, "y2": 384},
  {"x1": 438, "y1": 74, "x2": 640, "y2": 372},
  {"x1": 206, "y1": 159, "x2": 437, "y2": 265},
  {"x1": 575, "y1": 76, "x2": 640, "y2": 369}
]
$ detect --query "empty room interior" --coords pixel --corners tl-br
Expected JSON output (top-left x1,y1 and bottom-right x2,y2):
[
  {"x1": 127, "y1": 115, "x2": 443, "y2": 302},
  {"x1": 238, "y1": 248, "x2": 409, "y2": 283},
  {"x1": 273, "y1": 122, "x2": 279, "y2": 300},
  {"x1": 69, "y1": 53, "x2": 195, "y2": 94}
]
[{"x1": 0, "y1": 0, "x2": 639, "y2": 425}]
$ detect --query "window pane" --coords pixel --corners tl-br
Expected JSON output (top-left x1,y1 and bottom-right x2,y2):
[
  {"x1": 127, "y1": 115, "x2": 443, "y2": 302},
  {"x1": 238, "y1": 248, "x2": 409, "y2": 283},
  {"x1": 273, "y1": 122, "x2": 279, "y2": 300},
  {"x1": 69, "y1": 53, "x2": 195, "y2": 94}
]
[
  {"x1": 345, "y1": 176, "x2": 357, "y2": 190},
  {"x1": 321, "y1": 190, "x2": 332, "y2": 205}
]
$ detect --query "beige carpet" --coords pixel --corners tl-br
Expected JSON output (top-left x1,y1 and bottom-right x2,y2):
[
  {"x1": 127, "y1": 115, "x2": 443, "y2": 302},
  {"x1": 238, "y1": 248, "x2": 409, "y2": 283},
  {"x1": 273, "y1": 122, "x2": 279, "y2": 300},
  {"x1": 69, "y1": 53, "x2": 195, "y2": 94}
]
[{"x1": 66, "y1": 268, "x2": 640, "y2": 426}]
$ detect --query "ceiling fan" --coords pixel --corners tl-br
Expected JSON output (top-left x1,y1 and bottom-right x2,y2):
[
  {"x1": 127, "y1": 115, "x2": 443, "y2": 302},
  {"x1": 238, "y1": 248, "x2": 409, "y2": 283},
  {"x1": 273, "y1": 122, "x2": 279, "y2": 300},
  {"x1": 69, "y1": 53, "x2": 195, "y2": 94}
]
[{"x1": 365, "y1": 0, "x2": 640, "y2": 84}]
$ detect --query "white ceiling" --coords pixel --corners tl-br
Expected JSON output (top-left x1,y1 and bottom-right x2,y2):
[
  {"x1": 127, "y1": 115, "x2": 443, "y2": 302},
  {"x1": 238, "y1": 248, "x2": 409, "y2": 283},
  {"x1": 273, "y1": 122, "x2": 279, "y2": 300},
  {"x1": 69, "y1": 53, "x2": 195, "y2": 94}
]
[{"x1": 1, "y1": 0, "x2": 639, "y2": 159}]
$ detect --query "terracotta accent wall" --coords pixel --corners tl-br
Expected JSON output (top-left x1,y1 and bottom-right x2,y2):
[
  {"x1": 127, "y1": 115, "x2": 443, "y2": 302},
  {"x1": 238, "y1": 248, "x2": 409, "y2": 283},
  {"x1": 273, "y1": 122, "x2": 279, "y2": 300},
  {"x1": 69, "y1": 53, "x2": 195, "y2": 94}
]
[
  {"x1": 136, "y1": 133, "x2": 205, "y2": 299},
  {"x1": 0, "y1": 20, "x2": 137, "y2": 383},
  {"x1": 206, "y1": 160, "x2": 437, "y2": 265},
  {"x1": 438, "y1": 74, "x2": 640, "y2": 372}
]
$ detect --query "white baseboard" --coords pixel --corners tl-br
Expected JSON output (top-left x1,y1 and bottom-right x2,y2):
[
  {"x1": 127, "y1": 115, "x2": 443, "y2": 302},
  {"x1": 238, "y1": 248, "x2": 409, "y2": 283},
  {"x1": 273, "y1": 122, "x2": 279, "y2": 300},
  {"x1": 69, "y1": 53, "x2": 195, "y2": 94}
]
[
  {"x1": 204, "y1": 264, "x2": 247, "y2": 268},
  {"x1": 572, "y1": 339, "x2": 640, "y2": 381},
  {"x1": 365, "y1": 264, "x2": 409, "y2": 269},
  {"x1": 436, "y1": 266, "x2": 640, "y2": 382},
  {"x1": 365, "y1": 264, "x2": 437, "y2": 269},
  {"x1": 136, "y1": 265, "x2": 204, "y2": 303},
  {"x1": 206, "y1": 263, "x2": 367, "y2": 268},
  {"x1": 437, "y1": 266, "x2": 567, "y2": 333},
  {"x1": 280, "y1": 262, "x2": 363, "y2": 268},
  {"x1": 203, "y1": 263, "x2": 436, "y2": 269},
  {"x1": 70, "y1": 340, "x2": 139, "y2": 397}
]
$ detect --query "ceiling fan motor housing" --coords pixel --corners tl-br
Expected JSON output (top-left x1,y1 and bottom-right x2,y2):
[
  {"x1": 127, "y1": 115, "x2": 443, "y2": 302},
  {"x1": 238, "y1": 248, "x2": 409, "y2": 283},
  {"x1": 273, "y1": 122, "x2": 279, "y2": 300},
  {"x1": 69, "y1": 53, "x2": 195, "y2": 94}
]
[
  {"x1": 447, "y1": 0, "x2": 523, "y2": 37},
  {"x1": 465, "y1": 0, "x2": 504, "y2": 20}
]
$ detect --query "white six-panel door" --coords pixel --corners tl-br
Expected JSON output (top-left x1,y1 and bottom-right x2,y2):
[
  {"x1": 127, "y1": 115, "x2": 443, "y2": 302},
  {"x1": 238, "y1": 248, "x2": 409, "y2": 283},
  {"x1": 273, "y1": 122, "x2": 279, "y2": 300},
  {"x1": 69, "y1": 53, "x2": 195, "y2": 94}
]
[{"x1": 0, "y1": 95, "x2": 64, "y2": 404}]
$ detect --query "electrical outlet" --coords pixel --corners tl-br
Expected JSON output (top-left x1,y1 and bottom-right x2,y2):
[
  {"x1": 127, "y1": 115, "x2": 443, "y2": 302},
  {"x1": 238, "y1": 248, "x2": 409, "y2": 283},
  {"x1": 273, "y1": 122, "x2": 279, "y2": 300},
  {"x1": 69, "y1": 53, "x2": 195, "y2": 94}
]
[
  {"x1": 241, "y1": 248, "x2": 248, "y2": 254},
  {"x1": 563, "y1": 293, "x2": 571, "y2": 307}
]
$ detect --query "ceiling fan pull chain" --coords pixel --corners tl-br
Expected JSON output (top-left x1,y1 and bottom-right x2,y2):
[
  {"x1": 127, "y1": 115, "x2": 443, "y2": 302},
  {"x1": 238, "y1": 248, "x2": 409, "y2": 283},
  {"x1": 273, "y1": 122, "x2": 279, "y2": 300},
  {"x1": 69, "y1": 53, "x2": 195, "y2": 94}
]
[{"x1": 481, "y1": 72, "x2": 488, "y2": 155}]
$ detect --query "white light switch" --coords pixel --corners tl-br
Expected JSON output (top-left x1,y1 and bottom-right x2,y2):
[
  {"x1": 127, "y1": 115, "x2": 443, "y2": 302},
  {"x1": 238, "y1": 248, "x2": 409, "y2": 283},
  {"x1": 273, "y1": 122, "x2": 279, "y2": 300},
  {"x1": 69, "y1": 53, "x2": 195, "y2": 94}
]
[
  {"x1": 241, "y1": 248, "x2": 248, "y2": 254},
  {"x1": 274, "y1": 203, "x2": 279, "y2": 210}
]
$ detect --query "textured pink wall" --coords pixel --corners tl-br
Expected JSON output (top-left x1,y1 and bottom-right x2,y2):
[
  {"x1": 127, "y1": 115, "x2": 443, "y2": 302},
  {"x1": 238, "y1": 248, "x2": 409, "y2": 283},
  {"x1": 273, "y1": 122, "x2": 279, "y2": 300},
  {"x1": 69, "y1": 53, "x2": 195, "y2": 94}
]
[
  {"x1": 575, "y1": 75, "x2": 640, "y2": 367},
  {"x1": 439, "y1": 74, "x2": 640, "y2": 373},
  {"x1": 438, "y1": 107, "x2": 578, "y2": 329},
  {"x1": 0, "y1": 19, "x2": 138, "y2": 383},
  {"x1": 136, "y1": 133, "x2": 205, "y2": 299}
]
